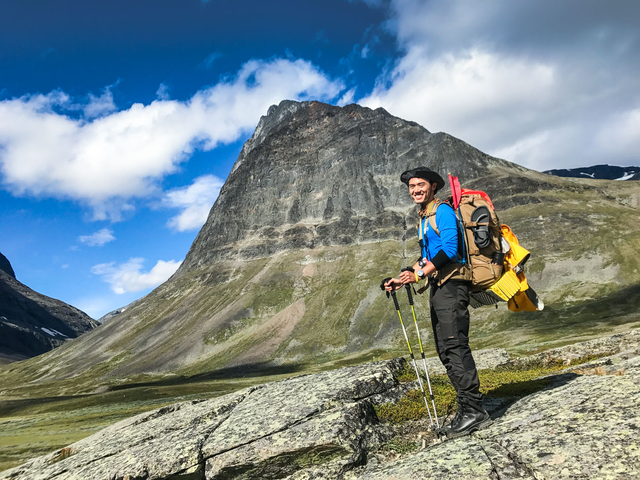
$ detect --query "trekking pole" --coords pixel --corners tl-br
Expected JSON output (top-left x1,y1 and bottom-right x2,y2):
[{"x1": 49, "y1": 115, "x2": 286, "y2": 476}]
[
  {"x1": 402, "y1": 279, "x2": 440, "y2": 429},
  {"x1": 380, "y1": 279, "x2": 435, "y2": 427}
]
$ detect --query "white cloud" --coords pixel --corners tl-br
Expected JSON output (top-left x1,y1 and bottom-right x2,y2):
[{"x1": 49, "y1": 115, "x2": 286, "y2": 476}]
[
  {"x1": 359, "y1": 0, "x2": 640, "y2": 171},
  {"x1": 156, "y1": 83, "x2": 171, "y2": 101},
  {"x1": 84, "y1": 87, "x2": 117, "y2": 119},
  {"x1": 164, "y1": 174, "x2": 224, "y2": 231},
  {"x1": 78, "y1": 228, "x2": 116, "y2": 247},
  {"x1": 362, "y1": 48, "x2": 556, "y2": 151},
  {"x1": 0, "y1": 58, "x2": 343, "y2": 219},
  {"x1": 91, "y1": 257, "x2": 181, "y2": 294},
  {"x1": 337, "y1": 88, "x2": 356, "y2": 107}
]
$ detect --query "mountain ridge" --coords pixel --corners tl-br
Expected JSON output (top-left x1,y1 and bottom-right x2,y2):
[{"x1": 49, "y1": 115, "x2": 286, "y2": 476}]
[
  {"x1": 0, "y1": 253, "x2": 98, "y2": 364},
  {"x1": 545, "y1": 163, "x2": 640, "y2": 181}
]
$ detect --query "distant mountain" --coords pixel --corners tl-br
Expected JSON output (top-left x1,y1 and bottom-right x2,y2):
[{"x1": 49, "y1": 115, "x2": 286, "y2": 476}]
[
  {"x1": 97, "y1": 298, "x2": 142, "y2": 324},
  {"x1": 544, "y1": 164, "x2": 640, "y2": 181},
  {"x1": 0, "y1": 253, "x2": 98, "y2": 364}
]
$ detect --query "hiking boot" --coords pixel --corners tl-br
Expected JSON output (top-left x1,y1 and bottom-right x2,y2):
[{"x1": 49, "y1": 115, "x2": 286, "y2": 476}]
[
  {"x1": 435, "y1": 400, "x2": 465, "y2": 437},
  {"x1": 443, "y1": 402, "x2": 491, "y2": 439}
]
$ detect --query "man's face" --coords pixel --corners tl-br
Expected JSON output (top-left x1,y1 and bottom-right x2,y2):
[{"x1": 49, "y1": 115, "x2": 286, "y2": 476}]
[{"x1": 408, "y1": 177, "x2": 433, "y2": 205}]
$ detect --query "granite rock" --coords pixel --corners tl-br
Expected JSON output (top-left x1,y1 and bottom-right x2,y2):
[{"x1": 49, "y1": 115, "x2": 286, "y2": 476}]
[
  {"x1": 0, "y1": 359, "x2": 405, "y2": 480},
  {"x1": 4, "y1": 331, "x2": 640, "y2": 479}
]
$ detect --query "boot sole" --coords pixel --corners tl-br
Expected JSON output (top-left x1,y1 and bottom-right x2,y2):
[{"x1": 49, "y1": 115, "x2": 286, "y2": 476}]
[{"x1": 444, "y1": 416, "x2": 493, "y2": 440}]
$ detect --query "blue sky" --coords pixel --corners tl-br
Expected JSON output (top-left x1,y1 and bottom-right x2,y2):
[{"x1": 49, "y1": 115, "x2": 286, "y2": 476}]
[{"x1": 1, "y1": 0, "x2": 639, "y2": 319}]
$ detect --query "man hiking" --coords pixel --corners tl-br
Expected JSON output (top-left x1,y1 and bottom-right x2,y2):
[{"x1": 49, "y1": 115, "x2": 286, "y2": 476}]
[{"x1": 384, "y1": 167, "x2": 490, "y2": 438}]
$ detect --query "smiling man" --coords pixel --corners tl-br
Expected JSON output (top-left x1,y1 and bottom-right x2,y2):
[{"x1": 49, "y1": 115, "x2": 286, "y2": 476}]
[{"x1": 384, "y1": 166, "x2": 490, "y2": 438}]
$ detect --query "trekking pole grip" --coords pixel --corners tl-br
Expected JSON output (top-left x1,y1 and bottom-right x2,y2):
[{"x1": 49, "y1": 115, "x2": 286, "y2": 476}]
[
  {"x1": 390, "y1": 291, "x2": 400, "y2": 310},
  {"x1": 405, "y1": 283, "x2": 414, "y2": 305},
  {"x1": 400, "y1": 267, "x2": 415, "y2": 306}
]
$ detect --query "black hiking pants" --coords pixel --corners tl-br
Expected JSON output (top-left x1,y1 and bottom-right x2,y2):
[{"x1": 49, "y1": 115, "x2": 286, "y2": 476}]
[{"x1": 430, "y1": 280, "x2": 483, "y2": 408}]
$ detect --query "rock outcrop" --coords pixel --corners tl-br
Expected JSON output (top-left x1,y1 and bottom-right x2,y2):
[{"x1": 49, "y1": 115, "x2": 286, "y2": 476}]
[
  {"x1": 0, "y1": 253, "x2": 97, "y2": 363},
  {"x1": 352, "y1": 332, "x2": 640, "y2": 479},
  {"x1": 1, "y1": 359, "x2": 406, "y2": 479},
  {"x1": 4, "y1": 330, "x2": 639, "y2": 479}
]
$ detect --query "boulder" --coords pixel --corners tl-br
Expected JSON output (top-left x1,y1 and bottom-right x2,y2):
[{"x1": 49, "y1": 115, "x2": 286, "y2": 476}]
[{"x1": 0, "y1": 359, "x2": 405, "y2": 480}]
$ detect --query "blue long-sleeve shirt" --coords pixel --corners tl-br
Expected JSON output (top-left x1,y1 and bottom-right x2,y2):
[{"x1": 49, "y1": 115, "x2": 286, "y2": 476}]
[{"x1": 420, "y1": 203, "x2": 461, "y2": 266}]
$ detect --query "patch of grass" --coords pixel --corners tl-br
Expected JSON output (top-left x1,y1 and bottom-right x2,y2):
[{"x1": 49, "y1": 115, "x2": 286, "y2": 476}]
[
  {"x1": 396, "y1": 363, "x2": 417, "y2": 383},
  {"x1": 381, "y1": 437, "x2": 419, "y2": 455},
  {"x1": 568, "y1": 352, "x2": 617, "y2": 366},
  {"x1": 479, "y1": 369, "x2": 556, "y2": 398},
  {"x1": 374, "y1": 375, "x2": 456, "y2": 424},
  {"x1": 374, "y1": 351, "x2": 614, "y2": 425}
]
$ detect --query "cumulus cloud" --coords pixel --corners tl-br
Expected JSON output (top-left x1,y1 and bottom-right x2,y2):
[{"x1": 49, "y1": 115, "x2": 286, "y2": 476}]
[
  {"x1": 78, "y1": 228, "x2": 116, "y2": 247},
  {"x1": 363, "y1": 48, "x2": 556, "y2": 150},
  {"x1": 360, "y1": 0, "x2": 640, "y2": 170},
  {"x1": 164, "y1": 174, "x2": 224, "y2": 232},
  {"x1": 0, "y1": 58, "x2": 343, "y2": 219},
  {"x1": 91, "y1": 257, "x2": 181, "y2": 294}
]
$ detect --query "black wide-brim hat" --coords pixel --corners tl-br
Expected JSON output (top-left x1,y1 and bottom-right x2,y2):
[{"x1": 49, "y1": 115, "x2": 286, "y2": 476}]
[{"x1": 400, "y1": 167, "x2": 445, "y2": 193}]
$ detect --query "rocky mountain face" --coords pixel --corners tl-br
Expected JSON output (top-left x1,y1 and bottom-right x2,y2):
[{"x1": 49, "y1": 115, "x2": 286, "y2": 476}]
[
  {"x1": 2, "y1": 100, "x2": 639, "y2": 389},
  {"x1": 4, "y1": 329, "x2": 639, "y2": 479},
  {"x1": 0, "y1": 253, "x2": 98, "y2": 363},
  {"x1": 0, "y1": 252, "x2": 15, "y2": 278},
  {"x1": 545, "y1": 164, "x2": 640, "y2": 181},
  {"x1": 180, "y1": 101, "x2": 522, "y2": 271}
]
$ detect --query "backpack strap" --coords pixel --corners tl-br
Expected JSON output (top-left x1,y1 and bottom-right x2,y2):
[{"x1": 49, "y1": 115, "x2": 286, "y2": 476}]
[
  {"x1": 425, "y1": 199, "x2": 469, "y2": 266},
  {"x1": 424, "y1": 200, "x2": 441, "y2": 236}
]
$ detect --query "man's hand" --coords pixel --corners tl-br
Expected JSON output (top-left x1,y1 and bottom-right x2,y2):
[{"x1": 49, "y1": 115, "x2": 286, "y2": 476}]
[
  {"x1": 383, "y1": 277, "x2": 403, "y2": 292},
  {"x1": 398, "y1": 269, "x2": 417, "y2": 285}
]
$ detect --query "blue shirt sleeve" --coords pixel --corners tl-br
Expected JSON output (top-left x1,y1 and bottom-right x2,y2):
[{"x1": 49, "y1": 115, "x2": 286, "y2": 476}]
[{"x1": 435, "y1": 204, "x2": 459, "y2": 260}]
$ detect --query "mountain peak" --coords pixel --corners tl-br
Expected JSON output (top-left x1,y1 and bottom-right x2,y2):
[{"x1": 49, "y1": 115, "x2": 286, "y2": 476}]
[
  {"x1": 0, "y1": 252, "x2": 15, "y2": 278},
  {"x1": 180, "y1": 101, "x2": 514, "y2": 273}
]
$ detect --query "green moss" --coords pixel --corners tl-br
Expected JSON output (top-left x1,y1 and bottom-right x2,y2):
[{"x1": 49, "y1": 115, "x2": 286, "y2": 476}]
[
  {"x1": 569, "y1": 352, "x2": 617, "y2": 366},
  {"x1": 374, "y1": 376, "x2": 456, "y2": 424},
  {"x1": 396, "y1": 363, "x2": 417, "y2": 383},
  {"x1": 381, "y1": 437, "x2": 419, "y2": 455},
  {"x1": 374, "y1": 351, "x2": 613, "y2": 424}
]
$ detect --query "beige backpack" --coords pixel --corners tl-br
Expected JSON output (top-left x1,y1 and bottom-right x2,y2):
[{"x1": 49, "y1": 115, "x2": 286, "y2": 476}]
[{"x1": 419, "y1": 189, "x2": 503, "y2": 291}]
